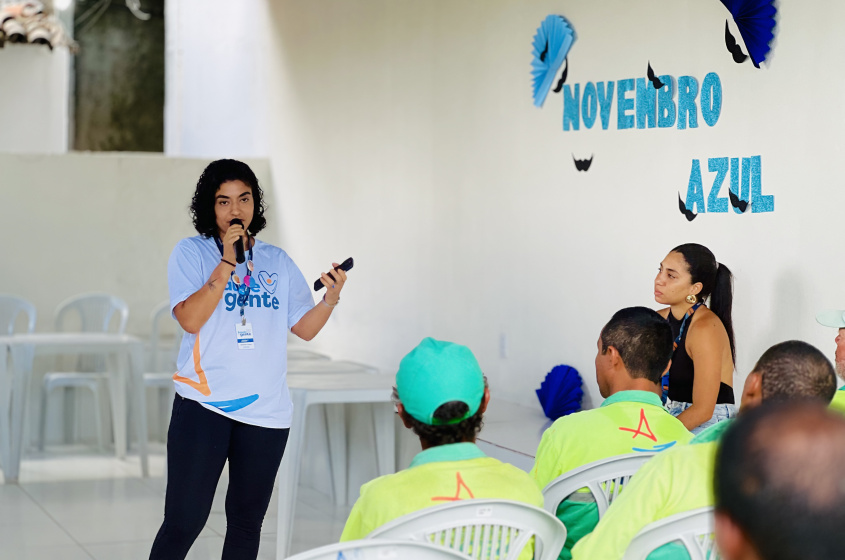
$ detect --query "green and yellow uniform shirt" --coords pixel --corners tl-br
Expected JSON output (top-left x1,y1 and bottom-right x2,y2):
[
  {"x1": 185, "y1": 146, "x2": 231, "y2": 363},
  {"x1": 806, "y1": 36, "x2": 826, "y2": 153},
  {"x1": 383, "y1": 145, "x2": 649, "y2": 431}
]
[
  {"x1": 830, "y1": 387, "x2": 845, "y2": 415},
  {"x1": 530, "y1": 391, "x2": 693, "y2": 560},
  {"x1": 341, "y1": 442, "x2": 544, "y2": 558},
  {"x1": 571, "y1": 419, "x2": 732, "y2": 560}
]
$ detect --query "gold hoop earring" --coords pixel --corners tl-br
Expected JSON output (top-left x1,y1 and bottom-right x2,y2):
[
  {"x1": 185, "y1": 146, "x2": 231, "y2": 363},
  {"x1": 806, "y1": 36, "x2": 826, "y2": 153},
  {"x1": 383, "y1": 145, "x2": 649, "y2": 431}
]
[{"x1": 685, "y1": 294, "x2": 697, "y2": 304}]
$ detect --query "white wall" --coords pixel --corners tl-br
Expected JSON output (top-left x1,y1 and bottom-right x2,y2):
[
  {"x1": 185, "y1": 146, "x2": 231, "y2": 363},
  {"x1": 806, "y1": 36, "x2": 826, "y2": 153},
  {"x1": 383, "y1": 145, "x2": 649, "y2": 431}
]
[
  {"x1": 262, "y1": 0, "x2": 845, "y2": 410},
  {"x1": 164, "y1": 0, "x2": 271, "y2": 158},
  {"x1": 0, "y1": 44, "x2": 70, "y2": 153}
]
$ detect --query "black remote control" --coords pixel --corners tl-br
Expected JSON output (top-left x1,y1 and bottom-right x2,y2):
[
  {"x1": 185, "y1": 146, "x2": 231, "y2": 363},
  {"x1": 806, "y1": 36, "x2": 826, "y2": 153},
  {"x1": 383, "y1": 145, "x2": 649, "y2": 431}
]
[{"x1": 314, "y1": 257, "x2": 354, "y2": 291}]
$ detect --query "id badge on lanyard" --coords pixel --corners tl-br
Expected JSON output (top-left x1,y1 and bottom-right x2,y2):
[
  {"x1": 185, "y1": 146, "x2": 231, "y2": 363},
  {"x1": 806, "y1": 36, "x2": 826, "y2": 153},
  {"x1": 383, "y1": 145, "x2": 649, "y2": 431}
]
[
  {"x1": 215, "y1": 236, "x2": 255, "y2": 349},
  {"x1": 236, "y1": 322, "x2": 255, "y2": 350}
]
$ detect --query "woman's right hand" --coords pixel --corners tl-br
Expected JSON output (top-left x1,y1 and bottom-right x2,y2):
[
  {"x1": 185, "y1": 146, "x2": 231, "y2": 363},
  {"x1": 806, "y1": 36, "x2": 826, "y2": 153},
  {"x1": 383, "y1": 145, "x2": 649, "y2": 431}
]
[{"x1": 221, "y1": 222, "x2": 246, "y2": 264}]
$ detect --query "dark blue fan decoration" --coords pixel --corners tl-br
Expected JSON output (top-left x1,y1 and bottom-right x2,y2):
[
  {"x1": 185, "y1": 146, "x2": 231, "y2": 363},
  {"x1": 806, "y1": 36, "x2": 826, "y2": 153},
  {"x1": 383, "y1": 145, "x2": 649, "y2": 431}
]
[
  {"x1": 531, "y1": 15, "x2": 575, "y2": 107},
  {"x1": 719, "y1": 0, "x2": 777, "y2": 68},
  {"x1": 536, "y1": 365, "x2": 583, "y2": 420}
]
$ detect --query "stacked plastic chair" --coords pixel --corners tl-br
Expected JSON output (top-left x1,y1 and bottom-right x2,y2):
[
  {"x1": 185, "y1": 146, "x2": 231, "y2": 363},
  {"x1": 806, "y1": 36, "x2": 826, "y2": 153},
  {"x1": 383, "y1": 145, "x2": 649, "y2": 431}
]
[{"x1": 38, "y1": 293, "x2": 128, "y2": 450}]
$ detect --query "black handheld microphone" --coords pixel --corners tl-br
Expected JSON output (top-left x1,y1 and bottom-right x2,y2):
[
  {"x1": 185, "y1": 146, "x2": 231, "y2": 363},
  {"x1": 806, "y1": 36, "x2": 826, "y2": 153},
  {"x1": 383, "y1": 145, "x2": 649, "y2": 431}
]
[{"x1": 230, "y1": 219, "x2": 246, "y2": 264}]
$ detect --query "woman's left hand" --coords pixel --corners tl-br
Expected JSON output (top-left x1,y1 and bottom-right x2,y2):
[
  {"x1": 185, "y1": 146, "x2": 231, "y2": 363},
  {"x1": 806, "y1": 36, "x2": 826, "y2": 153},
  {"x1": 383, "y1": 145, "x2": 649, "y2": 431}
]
[{"x1": 320, "y1": 263, "x2": 347, "y2": 305}]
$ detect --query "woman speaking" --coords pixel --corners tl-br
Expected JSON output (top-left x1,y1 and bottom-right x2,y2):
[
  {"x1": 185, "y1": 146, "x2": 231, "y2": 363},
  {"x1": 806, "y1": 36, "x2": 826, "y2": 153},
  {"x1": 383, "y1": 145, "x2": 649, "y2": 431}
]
[
  {"x1": 654, "y1": 243, "x2": 735, "y2": 434},
  {"x1": 149, "y1": 159, "x2": 348, "y2": 560}
]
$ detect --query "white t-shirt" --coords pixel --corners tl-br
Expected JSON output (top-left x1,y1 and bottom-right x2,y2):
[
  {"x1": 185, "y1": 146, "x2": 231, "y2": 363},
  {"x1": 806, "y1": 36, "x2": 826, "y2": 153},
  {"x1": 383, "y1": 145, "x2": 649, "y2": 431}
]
[{"x1": 168, "y1": 235, "x2": 314, "y2": 428}]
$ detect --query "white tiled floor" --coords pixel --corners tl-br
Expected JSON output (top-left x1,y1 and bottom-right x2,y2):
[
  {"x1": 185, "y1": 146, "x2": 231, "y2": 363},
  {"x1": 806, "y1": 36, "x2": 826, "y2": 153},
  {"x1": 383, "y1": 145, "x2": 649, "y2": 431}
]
[{"x1": 0, "y1": 445, "x2": 352, "y2": 560}]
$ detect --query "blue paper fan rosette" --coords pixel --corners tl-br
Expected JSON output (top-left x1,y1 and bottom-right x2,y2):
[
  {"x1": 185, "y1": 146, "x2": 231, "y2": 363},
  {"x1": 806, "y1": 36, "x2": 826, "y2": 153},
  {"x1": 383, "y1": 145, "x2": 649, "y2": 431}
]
[
  {"x1": 536, "y1": 364, "x2": 583, "y2": 420},
  {"x1": 531, "y1": 15, "x2": 576, "y2": 107},
  {"x1": 719, "y1": 0, "x2": 777, "y2": 67}
]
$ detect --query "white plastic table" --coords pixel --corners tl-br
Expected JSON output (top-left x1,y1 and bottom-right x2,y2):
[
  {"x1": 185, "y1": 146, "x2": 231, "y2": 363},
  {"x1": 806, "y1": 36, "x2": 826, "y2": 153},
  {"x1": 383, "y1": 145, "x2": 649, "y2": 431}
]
[
  {"x1": 287, "y1": 360, "x2": 379, "y2": 375},
  {"x1": 287, "y1": 349, "x2": 331, "y2": 361},
  {"x1": 287, "y1": 360, "x2": 382, "y2": 507},
  {"x1": 276, "y1": 372, "x2": 396, "y2": 558},
  {"x1": 0, "y1": 333, "x2": 148, "y2": 483}
]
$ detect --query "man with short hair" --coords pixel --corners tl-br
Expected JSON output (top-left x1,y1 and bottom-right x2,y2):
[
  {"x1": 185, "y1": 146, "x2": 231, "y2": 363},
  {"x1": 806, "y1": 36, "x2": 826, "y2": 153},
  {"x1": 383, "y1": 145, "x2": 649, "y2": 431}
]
[
  {"x1": 714, "y1": 401, "x2": 845, "y2": 560},
  {"x1": 571, "y1": 340, "x2": 837, "y2": 560},
  {"x1": 814, "y1": 309, "x2": 845, "y2": 413},
  {"x1": 531, "y1": 307, "x2": 693, "y2": 559},
  {"x1": 340, "y1": 337, "x2": 543, "y2": 548}
]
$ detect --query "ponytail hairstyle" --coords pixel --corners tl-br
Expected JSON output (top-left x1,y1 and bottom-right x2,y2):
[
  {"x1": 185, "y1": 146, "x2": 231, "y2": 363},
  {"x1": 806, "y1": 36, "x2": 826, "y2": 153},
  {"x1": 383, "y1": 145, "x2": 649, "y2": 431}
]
[{"x1": 671, "y1": 243, "x2": 736, "y2": 362}]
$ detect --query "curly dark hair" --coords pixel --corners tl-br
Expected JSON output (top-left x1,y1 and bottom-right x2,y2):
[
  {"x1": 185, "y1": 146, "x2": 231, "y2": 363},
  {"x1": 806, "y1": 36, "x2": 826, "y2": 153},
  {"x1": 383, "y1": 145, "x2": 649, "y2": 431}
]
[
  {"x1": 189, "y1": 159, "x2": 267, "y2": 237},
  {"x1": 392, "y1": 383, "x2": 486, "y2": 447}
]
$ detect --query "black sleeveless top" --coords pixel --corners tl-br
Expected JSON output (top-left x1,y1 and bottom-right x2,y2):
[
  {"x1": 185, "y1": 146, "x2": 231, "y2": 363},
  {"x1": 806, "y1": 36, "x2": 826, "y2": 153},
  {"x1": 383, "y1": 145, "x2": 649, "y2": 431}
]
[{"x1": 666, "y1": 311, "x2": 735, "y2": 404}]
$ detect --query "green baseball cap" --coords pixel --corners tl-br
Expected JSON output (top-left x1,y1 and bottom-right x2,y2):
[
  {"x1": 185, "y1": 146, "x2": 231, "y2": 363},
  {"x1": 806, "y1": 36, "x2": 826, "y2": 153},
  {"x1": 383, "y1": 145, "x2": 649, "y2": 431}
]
[
  {"x1": 396, "y1": 337, "x2": 485, "y2": 425},
  {"x1": 817, "y1": 310, "x2": 845, "y2": 328}
]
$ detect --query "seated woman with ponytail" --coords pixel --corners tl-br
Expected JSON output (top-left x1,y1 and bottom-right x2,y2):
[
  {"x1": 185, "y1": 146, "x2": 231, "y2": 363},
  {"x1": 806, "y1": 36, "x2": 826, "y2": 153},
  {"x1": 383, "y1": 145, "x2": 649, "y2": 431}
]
[{"x1": 653, "y1": 243, "x2": 736, "y2": 434}]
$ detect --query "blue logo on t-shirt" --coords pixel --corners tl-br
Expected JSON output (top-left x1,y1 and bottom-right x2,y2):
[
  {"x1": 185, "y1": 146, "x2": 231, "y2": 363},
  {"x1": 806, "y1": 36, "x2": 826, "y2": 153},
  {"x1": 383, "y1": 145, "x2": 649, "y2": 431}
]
[
  {"x1": 257, "y1": 271, "x2": 279, "y2": 294},
  {"x1": 223, "y1": 272, "x2": 281, "y2": 312}
]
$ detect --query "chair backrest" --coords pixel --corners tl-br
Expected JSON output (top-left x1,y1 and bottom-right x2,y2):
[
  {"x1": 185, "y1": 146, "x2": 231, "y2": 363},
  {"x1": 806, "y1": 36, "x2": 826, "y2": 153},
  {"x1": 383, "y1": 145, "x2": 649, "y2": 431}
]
[
  {"x1": 367, "y1": 499, "x2": 567, "y2": 560},
  {"x1": 622, "y1": 507, "x2": 719, "y2": 560},
  {"x1": 285, "y1": 539, "x2": 472, "y2": 560},
  {"x1": 54, "y1": 292, "x2": 129, "y2": 334},
  {"x1": 148, "y1": 300, "x2": 183, "y2": 371},
  {"x1": 542, "y1": 453, "x2": 656, "y2": 518},
  {"x1": 0, "y1": 294, "x2": 36, "y2": 335}
]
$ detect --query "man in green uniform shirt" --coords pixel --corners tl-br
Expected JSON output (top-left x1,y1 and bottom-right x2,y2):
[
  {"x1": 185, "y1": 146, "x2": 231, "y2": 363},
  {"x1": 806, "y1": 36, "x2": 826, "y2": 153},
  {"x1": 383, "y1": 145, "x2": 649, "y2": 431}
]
[
  {"x1": 531, "y1": 306, "x2": 693, "y2": 560},
  {"x1": 572, "y1": 340, "x2": 837, "y2": 560},
  {"x1": 814, "y1": 309, "x2": 845, "y2": 413},
  {"x1": 341, "y1": 337, "x2": 544, "y2": 557},
  {"x1": 714, "y1": 401, "x2": 845, "y2": 560}
]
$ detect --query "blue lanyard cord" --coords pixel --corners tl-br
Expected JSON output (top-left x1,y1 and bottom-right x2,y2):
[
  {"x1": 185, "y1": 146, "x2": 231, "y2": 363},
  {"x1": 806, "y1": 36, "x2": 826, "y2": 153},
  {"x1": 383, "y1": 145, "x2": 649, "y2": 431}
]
[
  {"x1": 214, "y1": 236, "x2": 254, "y2": 322},
  {"x1": 662, "y1": 302, "x2": 703, "y2": 404},
  {"x1": 674, "y1": 302, "x2": 703, "y2": 348}
]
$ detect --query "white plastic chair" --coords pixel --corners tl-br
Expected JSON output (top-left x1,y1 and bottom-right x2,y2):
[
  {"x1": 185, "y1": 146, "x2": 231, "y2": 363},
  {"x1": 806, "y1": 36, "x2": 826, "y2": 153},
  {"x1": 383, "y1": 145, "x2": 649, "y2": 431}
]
[
  {"x1": 140, "y1": 301, "x2": 182, "y2": 443},
  {"x1": 623, "y1": 507, "x2": 719, "y2": 560},
  {"x1": 38, "y1": 293, "x2": 129, "y2": 450},
  {"x1": 146, "y1": 301, "x2": 181, "y2": 373},
  {"x1": 0, "y1": 295, "x2": 36, "y2": 335},
  {"x1": 541, "y1": 453, "x2": 656, "y2": 518},
  {"x1": 367, "y1": 498, "x2": 567, "y2": 560},
  {"x1": 0, "y1": 295, "x2": 36, "y2": 470},
  {"x1": 285, "y1": 539, "x2": 472, "y2": 560}
]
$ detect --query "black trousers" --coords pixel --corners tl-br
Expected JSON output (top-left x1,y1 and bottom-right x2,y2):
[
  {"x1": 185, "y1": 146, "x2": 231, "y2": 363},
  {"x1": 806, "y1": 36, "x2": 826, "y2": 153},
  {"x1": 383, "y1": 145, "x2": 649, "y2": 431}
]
[{"x1": 149, "y1": 395, "x2": 289, "y2": 560}]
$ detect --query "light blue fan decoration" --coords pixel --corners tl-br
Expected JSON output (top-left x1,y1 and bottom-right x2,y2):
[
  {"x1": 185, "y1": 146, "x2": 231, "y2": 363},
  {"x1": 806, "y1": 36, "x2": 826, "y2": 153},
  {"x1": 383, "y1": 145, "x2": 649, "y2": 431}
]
[{"x1": 531, "y1": 15, "x2": 576, "y2": 108}]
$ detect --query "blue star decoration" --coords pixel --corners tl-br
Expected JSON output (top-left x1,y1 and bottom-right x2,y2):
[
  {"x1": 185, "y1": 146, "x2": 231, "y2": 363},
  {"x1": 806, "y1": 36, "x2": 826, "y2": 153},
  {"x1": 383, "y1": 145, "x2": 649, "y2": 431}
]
[
  {"x1": 719, "y1": 0, "x2": 777, "y2": 67},
  {"x1": 531, "y1": 15, "x2": 576, "y2": 108}
]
